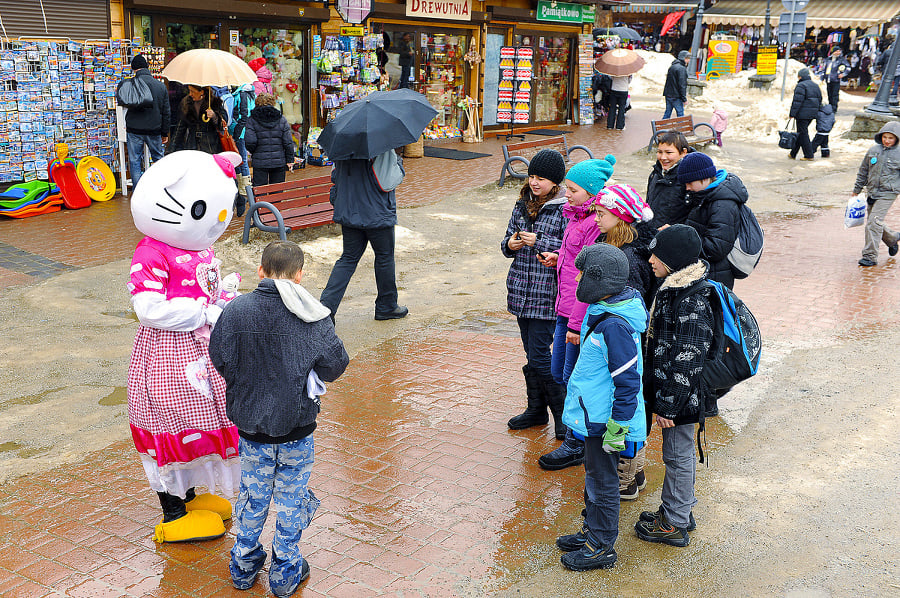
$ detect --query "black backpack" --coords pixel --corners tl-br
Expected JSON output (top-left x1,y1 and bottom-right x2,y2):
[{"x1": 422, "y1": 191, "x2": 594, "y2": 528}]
[{"x1": 117, "y1": 75, "x2": 154, "y2": 109}]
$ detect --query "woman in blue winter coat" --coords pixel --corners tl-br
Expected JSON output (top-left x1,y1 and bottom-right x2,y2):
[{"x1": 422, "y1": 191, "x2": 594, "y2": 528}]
[
  {"x1": 245, "y1": 93, "x2": 295, "y2": 187},
  {"x1": 502, "y1": 149, "x2": 567, "y2": 437}
]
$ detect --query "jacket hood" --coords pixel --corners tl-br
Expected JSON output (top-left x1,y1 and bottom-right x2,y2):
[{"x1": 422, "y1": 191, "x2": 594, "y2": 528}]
[
  {"x1": 256, "y1": 66, "x2": 273, "y2": 83},
  {"x1": 268, "y1": 279, "x2": 331, "y2": 322},
  {"x1": 690, "y1": 170, "x2": 748, "y2": 205},
  {"x1": 591, "y1": 287, "x2": 648, "y2": 334},
  {"x1": 818, "y1": 103, "x2": 834, "y2": 116},
  {"x1": 250, "y1": 105, "x2": 283, "y2": 126},
  {"x1": 875, "y1": 121, "x2": 900, "y2": 145}
]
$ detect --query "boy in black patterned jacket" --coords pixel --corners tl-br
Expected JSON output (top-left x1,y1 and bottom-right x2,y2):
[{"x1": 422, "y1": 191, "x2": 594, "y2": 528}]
[{"x1": 636, "y1": 224, "x2": 714, "y2": 548}]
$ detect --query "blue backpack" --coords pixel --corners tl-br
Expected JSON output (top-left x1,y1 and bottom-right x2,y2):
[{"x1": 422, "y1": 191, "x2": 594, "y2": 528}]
[
  {"x1": 211, "y1": 85, "x2": 235, "y2": 126},
  {"x1": 676, "y1": 280, "x2": 761, "y2": 391}
]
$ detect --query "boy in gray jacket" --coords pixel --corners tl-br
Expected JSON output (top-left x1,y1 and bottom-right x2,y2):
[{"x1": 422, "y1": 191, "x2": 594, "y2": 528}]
[
  {"x1": 854, "y1": 121, "x2": 900, "y2": 267},
  {"x1": 210, "y1": 240, "x2": 349, "y2": 596}
]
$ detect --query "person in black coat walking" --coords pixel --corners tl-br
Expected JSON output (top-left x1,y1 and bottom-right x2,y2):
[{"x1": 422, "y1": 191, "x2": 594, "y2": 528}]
[
  {"x1": 677, "y1": 152, "x2": 745, "y2": 289},
  {"x1": 244, "y1": 93, "x2": 295, "y2": 187},
  {"x1": 117, "y1": 55, "x2": 170, "y2": 188},
  {"x1": 662, "y1": 50, "x2": 689, "y2": 118},
  {"x1": 789, "y1": 68, "x2": 823, "y2": 160},
  {"x1": 811, "y1": 102, "x2": 835, "y2": 158}
]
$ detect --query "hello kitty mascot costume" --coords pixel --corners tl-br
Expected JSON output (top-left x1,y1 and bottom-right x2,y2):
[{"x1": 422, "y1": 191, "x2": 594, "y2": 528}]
[{"x1": 127, "y1": 150, "x2": 242, "y2": 543}]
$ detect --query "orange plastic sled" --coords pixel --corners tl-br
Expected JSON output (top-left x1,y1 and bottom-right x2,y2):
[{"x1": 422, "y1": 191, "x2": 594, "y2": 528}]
[
  {"x1": 2, "y1": 194, "x2": 64, "y2": 218},
  {"x1": 49, "y1": 160, "x2": 92, "y2": 209}
]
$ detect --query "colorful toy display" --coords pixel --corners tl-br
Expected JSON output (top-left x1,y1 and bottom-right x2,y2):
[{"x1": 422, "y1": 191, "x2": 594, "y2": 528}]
[
  {"x1": 77, "y1": 156, "x2": 116, "y2": 201},
  {"x1": 0, "y1": 180, "x2": 63, "y2": 218},
  {"x1": 48, "y1": 143, "x2": 91, "y2": 209}
]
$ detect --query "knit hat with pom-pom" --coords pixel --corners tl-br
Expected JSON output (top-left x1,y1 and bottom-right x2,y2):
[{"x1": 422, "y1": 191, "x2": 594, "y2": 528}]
[
  {"x1": 596, "y1": 183, "x2": 654, "y2": 224},
  {"x1": 564, "y1": 154, "x2": 617, "y2": 197},
  {"x1": 248, "y1": 57, "x2": 267, "y2": 73}
]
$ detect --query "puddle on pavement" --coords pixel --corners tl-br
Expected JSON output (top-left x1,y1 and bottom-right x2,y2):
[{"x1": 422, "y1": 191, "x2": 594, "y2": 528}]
[
  {"x1": 449, "y1": 309, "x2": 520, "y2": 337},
  {"x1": 0, "y1": 387, "x2": 66, "y2": 411},
  {"x1": 0, "y1": 441, "x2": 47, "y2": 458},
  {"x1": 101, "y1": 310, "x2": 138, "y2": 321},
  {"x1": 99, "y1": 387, "x2": 127, "y2": 406}
]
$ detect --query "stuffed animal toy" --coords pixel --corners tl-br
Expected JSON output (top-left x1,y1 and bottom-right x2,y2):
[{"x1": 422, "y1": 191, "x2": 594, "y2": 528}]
[
  {"x1": 127, "y1": 150, "x2": 243, "y2": 544},
  {"x1": 263, "y1": 42, "x2": 283, "y2": 62},
  {"x1": 280, "y1": 58, "x2": 304, "y2": 125},
  {"x1": 232, "y1": 43, "x2": 247, "y2": 60},
  {"x1": 244, "y1": 44, "x2": 263, "y2": 63}
]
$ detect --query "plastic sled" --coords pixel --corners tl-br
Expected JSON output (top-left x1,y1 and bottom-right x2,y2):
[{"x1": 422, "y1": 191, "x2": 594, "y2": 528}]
[
  {"x1": 49, "y1": 159, "x2": 92, "y2": 209},
  {"x1": 77, "y1": 156, "x2": 116, "y2": 201},
  {"x1": 0, "y1": 194, "x2": 64, "y2": 218},
  {"x1": 0, "y1": 181, "x2": 58, "y2": 209}
]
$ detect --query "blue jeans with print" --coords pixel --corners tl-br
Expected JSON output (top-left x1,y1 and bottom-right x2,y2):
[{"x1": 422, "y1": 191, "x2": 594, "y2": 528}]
[
  {"x1": 551, "y1": 315, "x2": 580, "y2": 386},
  {"x1": 231, "y1": 435, "x2": 320, "y2": 592}
]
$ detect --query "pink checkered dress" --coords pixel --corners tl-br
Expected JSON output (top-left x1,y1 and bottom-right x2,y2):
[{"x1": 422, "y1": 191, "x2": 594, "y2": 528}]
[{"x1": 127, "y1": 237, "x2": 240, "y2": 499}]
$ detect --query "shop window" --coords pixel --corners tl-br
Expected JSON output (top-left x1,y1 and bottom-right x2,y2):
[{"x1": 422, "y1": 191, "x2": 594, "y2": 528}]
[
  {"x1": 134, "y1": 15, "x2": 152, "y2": 46},
  {"x1": 515, "y1": 33, "x2": 571, "y2": 124},
  {"x1": 166, "y1": 23, "x2": 219, "y2": 59},
  {"x1": 229, "y1": 28, "x2": 306, "y2": 128}
]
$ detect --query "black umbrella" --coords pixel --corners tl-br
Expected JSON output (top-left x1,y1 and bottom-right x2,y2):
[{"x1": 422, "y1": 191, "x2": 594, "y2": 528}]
[{"x1": 316, "y1": 89, "x2": 439, "y2": 160}]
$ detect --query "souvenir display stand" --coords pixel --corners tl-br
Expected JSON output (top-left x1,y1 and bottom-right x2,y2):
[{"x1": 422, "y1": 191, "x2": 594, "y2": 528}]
[
  {"x1": 496, "y1": 46, "x2": 534, "y2": 141},
  {"x1": 0, "y1": 38, "x2": 130, "y2": 187}
]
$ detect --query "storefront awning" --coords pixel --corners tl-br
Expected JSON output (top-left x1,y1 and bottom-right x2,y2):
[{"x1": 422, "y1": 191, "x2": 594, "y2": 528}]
[
  {"x1": 703, "y1": 0, "x2": 900, "y2": 28},
  {"x1": 611, "y1": 2, "x2": 699, "y2": 14}
]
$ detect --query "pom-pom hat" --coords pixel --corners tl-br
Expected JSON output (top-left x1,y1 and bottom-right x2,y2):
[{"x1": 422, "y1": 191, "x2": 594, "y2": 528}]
[
  {"x1": 527, "y1": 149, "x2": 566, "y2": 185},
  {"x1": 248, "y1": 57, "x2": 267, "y2": 73},
  {"x1": 564, "y1": 155, "x2": 617, "y2": 197},
  {"x1": 574, "y1": 243, "x2": 629, "y2": 304},
  {"x1": 596, "y1": 183, "x2": 654, "y2": 224}
]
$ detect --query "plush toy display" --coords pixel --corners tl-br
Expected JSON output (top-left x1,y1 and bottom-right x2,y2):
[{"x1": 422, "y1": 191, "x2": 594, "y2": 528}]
[
  {"x1": 280, "y1": 58, "x2": 304, "y2": 125},
  {"x1": 127, "y1": 150, "x2": 243, "y2": 543}
]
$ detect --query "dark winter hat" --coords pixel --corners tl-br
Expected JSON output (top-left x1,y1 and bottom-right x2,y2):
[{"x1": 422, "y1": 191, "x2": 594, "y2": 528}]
[
  {"x1": 677, "y1": 152, "x2": 717, "y2": 184},
  {"x1": 574, "y1": 243, "x2": 629, "y2": 304},
  {"x1": 527, "y1": 149, "x2": 566, "y2": 185},
  {"x1": 677, "y1": 50, "x2": 690, "y2": 61},
  {"x1": 131, "y1": 54, "x2": 149, "y2": 70},
  {"x1": 564, "y1": 154, "x2": 617, "y2": 196},
  {"x1": 798, "y1": 67, "x2": 811, "y2": 80},
  {"x1": 648, "y1": 224, "x2": 702, "y2": 273}
]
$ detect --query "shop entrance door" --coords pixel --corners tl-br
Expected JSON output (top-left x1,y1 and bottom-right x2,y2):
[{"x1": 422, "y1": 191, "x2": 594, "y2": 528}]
[{"x1": 513, "y1": 31, "x2": 573, "y2": 124}]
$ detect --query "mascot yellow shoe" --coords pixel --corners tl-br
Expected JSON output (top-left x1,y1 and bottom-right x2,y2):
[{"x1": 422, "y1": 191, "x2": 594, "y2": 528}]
[
  {"x1": 185, "y1": 492, "x2": 233, "y2": 521},
  {"x1": 153, "y1": 510, "x2": 225, "y2": 543}
]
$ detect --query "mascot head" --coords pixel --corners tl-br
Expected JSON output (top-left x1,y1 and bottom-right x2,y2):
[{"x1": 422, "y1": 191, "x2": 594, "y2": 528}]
[{"x1": 131, "y1": 151, "x2": 241, "y2": 251}]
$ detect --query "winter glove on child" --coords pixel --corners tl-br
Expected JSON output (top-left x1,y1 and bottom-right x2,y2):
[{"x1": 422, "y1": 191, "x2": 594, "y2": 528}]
[{"x1": 602, "y1": 419, "x2": 629, "y2": 453}]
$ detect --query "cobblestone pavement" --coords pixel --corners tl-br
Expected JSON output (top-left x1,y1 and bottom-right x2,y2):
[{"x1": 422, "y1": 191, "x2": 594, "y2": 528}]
[{"x1": 3, "y1": 112, "x2": 900, "y2": 596}]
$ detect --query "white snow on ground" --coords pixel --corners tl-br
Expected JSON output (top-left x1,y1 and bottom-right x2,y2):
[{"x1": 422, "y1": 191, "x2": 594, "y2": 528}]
[{"x1": 629, "y1": 50, "x2": 875, "y2": 154}]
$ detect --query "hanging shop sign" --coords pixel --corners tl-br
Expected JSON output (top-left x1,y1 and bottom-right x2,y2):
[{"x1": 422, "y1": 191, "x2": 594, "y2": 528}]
[
  {"x1": 406, "y1": 0, "x2": 472, "y2": 22},
  {"x1": 536, "y1": 1, "x2": 587, "y2": 25},
  {"x1": 340, "y1": 26, "x2": 365, "y2": 36},
  {"x1": 496, "y1": 46, "x2": 533, "y2": 124}
]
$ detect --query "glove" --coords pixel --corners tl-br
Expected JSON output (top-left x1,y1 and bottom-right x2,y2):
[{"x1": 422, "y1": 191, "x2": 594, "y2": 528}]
[
  {"x1": 602, "y1": 419, "x2": 629, "y2": 454},
  {"x1": 205, "y1": 304, "x2": 223, "y2": 327}
]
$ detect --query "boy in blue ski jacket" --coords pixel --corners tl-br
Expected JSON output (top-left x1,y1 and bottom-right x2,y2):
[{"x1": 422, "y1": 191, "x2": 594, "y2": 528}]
[{"x1": 555, "y1": 243, "x2": 648, "y2": 571}]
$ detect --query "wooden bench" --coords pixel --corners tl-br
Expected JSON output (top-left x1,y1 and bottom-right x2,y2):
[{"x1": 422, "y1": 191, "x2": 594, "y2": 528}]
[
  {"x1": 647, "y1": 115, "x2": 718, "y2": 153},
  {"x1": 241, "y1": 175, "x2": 334, "y2": 244},
  {"x1": 498, "y1": 135, "x2": 594, "y2": 187}
]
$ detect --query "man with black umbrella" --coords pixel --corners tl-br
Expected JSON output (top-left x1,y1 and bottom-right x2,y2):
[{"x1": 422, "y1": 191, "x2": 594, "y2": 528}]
[{"x1": 319, "y1": 151, "x2": 408, "y2": 321}]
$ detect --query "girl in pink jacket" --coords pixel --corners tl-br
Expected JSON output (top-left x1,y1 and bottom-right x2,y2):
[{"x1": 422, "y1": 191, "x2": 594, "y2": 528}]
[{"x1": 538, "y1": 155, "x2": 617, "y2": 471}]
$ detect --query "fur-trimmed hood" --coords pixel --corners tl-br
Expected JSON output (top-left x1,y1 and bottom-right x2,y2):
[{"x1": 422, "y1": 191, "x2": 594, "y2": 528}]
[{"x1": 648, "y1": 259, "x2": 708, "y2": 322}]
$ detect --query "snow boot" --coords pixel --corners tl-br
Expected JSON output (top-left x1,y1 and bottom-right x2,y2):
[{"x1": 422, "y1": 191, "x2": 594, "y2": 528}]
[
  {"x1": 542, "y1": 376, "x2": 568, "y2": 440},
  {"x1": 508, "y1": 365, "x2": 548, "y2": 430},
  {"x1": 538, "y1": 428, "x2": 585, "y2": 470}
]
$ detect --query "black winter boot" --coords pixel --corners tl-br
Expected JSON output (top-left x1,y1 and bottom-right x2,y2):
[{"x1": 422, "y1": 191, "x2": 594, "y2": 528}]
[
  {"x1": 538, "y1": 429, "x2": 585, "y2": 470},
  {"x1": 508, "y1": 365, "x2": 549, "y2": 430},
  {"x1": 542, "y1": 377, "x2": 568, "y2": 440}
]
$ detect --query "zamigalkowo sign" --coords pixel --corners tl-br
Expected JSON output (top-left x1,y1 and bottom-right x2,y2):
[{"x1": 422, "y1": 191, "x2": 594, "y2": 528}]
[{"x1": 406, "y1": 0, "x2": 472, "y2": 21}]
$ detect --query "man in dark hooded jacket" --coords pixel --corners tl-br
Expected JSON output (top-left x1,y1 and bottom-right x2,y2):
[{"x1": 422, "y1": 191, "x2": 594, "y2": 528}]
[
  {"x1": 677, "y1": 152, "x2": 745, "y2": 289},
  {"x1": 789, "y1": 68, "x2": 822, "y2": 161},
  {"x1": 662, "y1": 50, "x2": 689, "y2": 118}
]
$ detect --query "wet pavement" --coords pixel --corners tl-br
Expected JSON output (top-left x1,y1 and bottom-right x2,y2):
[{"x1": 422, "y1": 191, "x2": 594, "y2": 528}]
[{"x1": 2, "y1": 111, "x2": 900, "y2": 596}]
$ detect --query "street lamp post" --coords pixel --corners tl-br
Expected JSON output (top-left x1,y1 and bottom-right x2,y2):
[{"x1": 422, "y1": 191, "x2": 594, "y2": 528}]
[
  {"x1": 686, "y1": 0, "x2": 705, "y2": 78},
  {"x1": 763, "y1": 0, "x2": 772, "y2": 46},
  {"x1": 865, "y1": 32, "x2": 900, "y2": 115}
]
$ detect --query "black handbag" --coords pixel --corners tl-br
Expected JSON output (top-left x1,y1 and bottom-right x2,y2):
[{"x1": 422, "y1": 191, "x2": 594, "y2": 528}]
[{"x1": 778, "y1": 119, "x2": 797, "y2": 150}]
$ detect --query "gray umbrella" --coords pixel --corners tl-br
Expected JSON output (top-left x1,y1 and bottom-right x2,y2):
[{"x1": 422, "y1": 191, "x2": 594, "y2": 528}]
[
  {"x1": 593, "y1": 27, "x2": 642, "y2": 42},
  {"x1": 316, "y1": 89, "x2": 439, "y2": 160}
]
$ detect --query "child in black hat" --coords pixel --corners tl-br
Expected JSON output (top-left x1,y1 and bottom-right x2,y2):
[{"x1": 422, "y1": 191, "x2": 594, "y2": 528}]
[
  {"x1": 676, "y1": 152, "x2": 745, "y2": 289},
  {"x1": 636, "y1": 224, "x2": 714, "y2": 548},
  {"x1": 502, "y1": 149, "x2": 567, "y2": 436}
]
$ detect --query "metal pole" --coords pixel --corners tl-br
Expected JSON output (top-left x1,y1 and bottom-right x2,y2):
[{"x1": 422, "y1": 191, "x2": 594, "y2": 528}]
[
  {"x1": 763, "y1": 0, "x2": 772, "y2": 46},
  {"x1": 687, "y1": 0, "x2": 705, "y2": 79},
  {"x1": 866, "y1": 33, "x2": 900, "y2": 114},
  {"x1": 780, "y1": 3, "x2": 797, "y2": 102}
]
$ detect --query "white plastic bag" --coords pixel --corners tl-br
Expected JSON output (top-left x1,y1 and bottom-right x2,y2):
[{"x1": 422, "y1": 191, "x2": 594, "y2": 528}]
[{"x1": 844, "y1": 192, "x2": 866, "y2": 229}]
